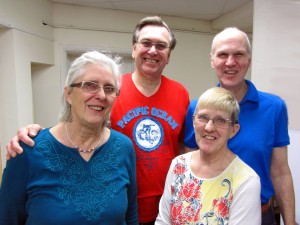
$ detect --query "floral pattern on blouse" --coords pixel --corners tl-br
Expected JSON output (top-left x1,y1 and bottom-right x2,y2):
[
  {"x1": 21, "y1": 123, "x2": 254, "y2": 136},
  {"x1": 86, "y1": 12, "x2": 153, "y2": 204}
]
[{"x1": 170, "y1": 155, "x2": 233, "y2": 225}]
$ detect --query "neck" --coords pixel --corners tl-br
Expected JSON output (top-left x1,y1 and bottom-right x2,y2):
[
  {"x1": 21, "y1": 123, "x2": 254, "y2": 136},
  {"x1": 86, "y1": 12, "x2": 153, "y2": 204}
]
[
  {"x1": 191, "y1": 149, "x2": 235, "y2": 178},
  {"x1": 223, "y1": 81, "x2": 248, "y2": 102},
  {"x1": 132, "y1": 71, "x2": 161, "y2": 97},
  {"x1": 64, "y1": 122, "x2": 103, "y2": 154}
]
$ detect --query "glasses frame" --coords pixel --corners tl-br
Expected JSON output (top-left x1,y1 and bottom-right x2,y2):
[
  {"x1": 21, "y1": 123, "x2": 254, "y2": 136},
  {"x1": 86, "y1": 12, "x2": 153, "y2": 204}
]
[
  {"x1": 137, "y1": 39, "x2": 170, "y2": 51},
  {"x1": 193, "y1": 114, "x2": 233, "y2": 129},
  {"x1": 70, "y1": 81, "x2": 120, "y2": 97}
]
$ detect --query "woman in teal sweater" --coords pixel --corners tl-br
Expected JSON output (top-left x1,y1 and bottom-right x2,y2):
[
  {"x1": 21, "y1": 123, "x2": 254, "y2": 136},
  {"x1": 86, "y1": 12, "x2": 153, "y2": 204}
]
[{"x1": 0, "y1": 51, "x2": 138, "y2": 225}]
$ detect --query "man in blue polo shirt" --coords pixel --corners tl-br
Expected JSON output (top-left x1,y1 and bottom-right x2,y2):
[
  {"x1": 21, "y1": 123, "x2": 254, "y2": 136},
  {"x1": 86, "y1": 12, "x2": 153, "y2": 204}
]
[{"x1": 184, "y1": 27, "x2": 295, "y2": 225}]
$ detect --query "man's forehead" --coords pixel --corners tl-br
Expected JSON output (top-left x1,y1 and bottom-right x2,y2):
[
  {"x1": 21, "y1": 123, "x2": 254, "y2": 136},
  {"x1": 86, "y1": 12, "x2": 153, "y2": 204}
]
[
  {"x1": 138, "y1": 25, "x2": 170, "y2": 39},
  {"x1": 214, "y1": 38, "x2": 248, "y2": 52}
]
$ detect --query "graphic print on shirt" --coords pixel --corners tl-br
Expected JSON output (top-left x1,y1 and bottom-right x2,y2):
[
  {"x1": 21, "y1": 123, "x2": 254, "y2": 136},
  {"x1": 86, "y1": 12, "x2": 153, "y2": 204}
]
[
  {"x1": 116, "y1": 106, "x2": 179, "y2": 152},
  {"x1": 133, "y1": 117, "x2": 164, "y2": 151}
]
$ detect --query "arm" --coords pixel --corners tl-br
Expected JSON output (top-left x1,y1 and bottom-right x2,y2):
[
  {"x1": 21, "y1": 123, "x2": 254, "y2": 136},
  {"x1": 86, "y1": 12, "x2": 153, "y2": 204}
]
[
  {"x1": 183, "y1": 99, "x2": 199, "y2": 153},
  {"x1": 0, "y1": 149, "x2": 29, "y2": 224},
  {"x1": 6, "y1": 124, "x2": 43, "y2": 159},
  {"x1": 125, "y1": 144, "x2": 139, "y2": 225},
  {"x1": 155, "y1": 163, "x2": 174, "y2": 225},
  {"x1": 271, "y1": 146, "x2": 295, "y2": 225},
  {"x1": 229, "y1": 175, "x2": 261, "y2": 225}
]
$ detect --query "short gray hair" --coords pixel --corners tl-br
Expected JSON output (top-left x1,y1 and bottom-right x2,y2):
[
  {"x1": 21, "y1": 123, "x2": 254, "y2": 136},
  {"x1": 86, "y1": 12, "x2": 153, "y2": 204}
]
[
  {"x1": 211, "y1": 27, "x2": 251, "y2": 56},
  {"x1": 58, "y1": 51, "x2": 121, "y2": 123}
]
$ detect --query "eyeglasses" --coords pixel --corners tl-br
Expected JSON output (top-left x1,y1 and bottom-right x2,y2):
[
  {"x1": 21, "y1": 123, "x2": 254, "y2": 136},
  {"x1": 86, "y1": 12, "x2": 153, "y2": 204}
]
[
  {"x1": 137, "y1": 39, "x2": 170, "y2": 51},
  {"x1": 70, "y1": 81, "x2": 119, "y2": 97},
  {"x1": 193, "y1": 114, "x2": 233, "y2": 128}
]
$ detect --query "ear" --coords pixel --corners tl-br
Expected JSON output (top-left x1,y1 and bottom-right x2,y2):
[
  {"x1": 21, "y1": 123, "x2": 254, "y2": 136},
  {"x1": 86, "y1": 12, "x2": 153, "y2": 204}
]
[
  {"x1": 230, "y1": 124, "x2": 240, "y2": 139},
  {"x1": 132, "y1": 44, "x2": 137, "y2": 59},
  {"x1": 210, "y1": 54, "x2": 215, "y2": 69},
  {"x1": 64, "y1": 87, "x2": 72, "y2": 105},
  {"x1": 166, "y1": 50, "x2": 171, "y2": 65}
]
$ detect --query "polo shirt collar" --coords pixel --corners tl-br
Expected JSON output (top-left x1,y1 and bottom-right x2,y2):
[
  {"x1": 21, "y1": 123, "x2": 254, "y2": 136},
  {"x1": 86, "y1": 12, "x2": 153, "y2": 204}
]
[{"x1": 216, "y1": 79, "x2": 259, "y2": 104}]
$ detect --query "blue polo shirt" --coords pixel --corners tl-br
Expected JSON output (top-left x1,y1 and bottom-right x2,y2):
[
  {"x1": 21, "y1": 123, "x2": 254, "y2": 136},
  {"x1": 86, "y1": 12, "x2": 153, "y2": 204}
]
[{"x1": 184, "y1": 80, "x2": 290, "y2": 204}]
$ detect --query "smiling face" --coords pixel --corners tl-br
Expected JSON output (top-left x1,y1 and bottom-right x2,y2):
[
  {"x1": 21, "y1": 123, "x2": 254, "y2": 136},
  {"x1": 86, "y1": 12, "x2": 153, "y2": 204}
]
[
  {"x1": 193, "y1": 107, "x2": 240, "y2": 156},
  {"x1": 65, "y1": 63, "x2": 117, "y2": 128},
  {"x1": 210, "y1": 30, "x2": 251, "y2": 90},
  {"x1": 132, "y1": 25, "x2": 171, "y2": 79}
]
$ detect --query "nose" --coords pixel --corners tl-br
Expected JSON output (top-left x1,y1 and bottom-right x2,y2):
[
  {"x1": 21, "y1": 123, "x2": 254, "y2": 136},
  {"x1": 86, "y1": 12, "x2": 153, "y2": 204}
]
[
  {"x1": 204, "y1": 119, "x2": 216, "y2": 131},
  {"x1": 148, "y1": 44, "x2": 158, "y2": 53},
  {"x1": 225, "y1": 55, "x2": 236, "y2": 66},
  {"x1": 95, "y1": 87, "x2": 106, "y2": 99}
]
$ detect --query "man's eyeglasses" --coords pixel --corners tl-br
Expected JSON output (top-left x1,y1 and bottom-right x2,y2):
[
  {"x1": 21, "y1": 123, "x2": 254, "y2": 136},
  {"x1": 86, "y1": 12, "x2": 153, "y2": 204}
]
[
  {"x1": 70, "y1": 81, "x2": 119, "y2": 97},
  {"x1": 193, "y1": 114, "x2": 233, "y2": 128},
  {"x1": 137, "y1": 39, "x2": 170, "y2": 51}
]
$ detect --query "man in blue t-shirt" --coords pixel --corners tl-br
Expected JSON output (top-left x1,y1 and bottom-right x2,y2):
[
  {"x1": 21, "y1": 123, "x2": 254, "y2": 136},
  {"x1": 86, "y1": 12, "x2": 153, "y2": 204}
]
[{"x1": 184, "y1": 27, "x2": 295, "y2": 225}]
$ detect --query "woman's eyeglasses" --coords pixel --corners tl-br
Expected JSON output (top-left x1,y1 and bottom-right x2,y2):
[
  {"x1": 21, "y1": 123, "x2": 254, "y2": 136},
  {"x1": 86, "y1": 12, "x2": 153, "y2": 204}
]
[
  {"x1": 193, "y1": 114, "x2": 233, "y2": 128},
  {"x1": 70, "y1": 81, "x2": 119, "y2": 97}
]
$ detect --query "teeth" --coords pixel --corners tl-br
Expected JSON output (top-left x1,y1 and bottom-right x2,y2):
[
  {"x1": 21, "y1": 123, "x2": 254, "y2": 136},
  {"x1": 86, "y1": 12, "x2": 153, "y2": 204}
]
[
  {"x1": 90, "y1": 106, "x2": 103, "y2": 111},
  {"x1": 203, "y1": 135, "x2": 215, "y2": 140},
  {"x1": 225, "y1": 70, "x2": 237, "y2": 74},
  {"x1": 145, "y1": 59, "x2": 157, "y2": 63}
]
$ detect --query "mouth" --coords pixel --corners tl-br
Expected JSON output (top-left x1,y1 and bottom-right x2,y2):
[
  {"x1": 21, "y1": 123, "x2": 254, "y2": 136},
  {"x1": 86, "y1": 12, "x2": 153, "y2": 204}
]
[
  {"x1": 224, "y1": 70, "x2": 238, "y2": 75},
  {"x1": 89, "y1": 105, "x2": 104, "y2": 111},
  {"x1": 203, "y1": 135, "x2": 216, "y2": 140},
  {"x1": 145, "y1": 58, "x2": 158, "y2": 63}
]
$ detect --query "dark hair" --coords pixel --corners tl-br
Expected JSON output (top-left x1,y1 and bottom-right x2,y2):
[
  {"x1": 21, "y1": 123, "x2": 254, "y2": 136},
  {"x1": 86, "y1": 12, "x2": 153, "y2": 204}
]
[{"x1": 132, "y1": 16, "x2": 177, "y2": 50}]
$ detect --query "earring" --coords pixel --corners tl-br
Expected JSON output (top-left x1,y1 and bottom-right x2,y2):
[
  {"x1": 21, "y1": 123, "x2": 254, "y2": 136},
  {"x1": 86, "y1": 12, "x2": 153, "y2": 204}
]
[
  {"x1": 105, "y1": 113, "x2": 111, "y2": 128},
  {"x1": 68, "y1": 104, "x2": 73, "y2": 122}
]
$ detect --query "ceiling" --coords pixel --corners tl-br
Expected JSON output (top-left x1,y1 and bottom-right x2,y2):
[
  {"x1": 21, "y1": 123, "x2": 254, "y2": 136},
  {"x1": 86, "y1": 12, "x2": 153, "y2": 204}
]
[{"x1": 51, "y1": 0, "x2": 253, "y2": 21}]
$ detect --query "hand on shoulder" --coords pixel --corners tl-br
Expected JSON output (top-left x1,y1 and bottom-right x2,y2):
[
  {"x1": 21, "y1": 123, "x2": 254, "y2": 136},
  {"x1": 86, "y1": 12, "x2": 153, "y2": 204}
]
[{"x1": 6, "y1": 124, "x2": 44, "y2": 159}]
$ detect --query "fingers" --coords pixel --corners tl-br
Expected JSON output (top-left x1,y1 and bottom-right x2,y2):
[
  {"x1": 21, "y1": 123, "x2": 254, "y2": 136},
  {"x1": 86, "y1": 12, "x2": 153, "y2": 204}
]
[
  {"x1": 5, "y1": 124, "x2": 43, "y2": 160},
  {"x1": 6, "y1": 136, "x2": 22, "y2": 159},
  {"x1": 17, "y1": 125, "x2": 36, "y2": 147},
  {"x1": 27, "y1": 124, "x2": 43, "y2": 137}
]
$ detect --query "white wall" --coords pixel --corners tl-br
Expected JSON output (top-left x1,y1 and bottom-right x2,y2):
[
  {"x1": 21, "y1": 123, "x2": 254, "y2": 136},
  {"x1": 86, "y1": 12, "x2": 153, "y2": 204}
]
[
  {"x1": 0, "y1": 1, "x2": 218, "y2": 169},
  {"x1": 0, "y1": 0, "x2": 55, "y2": 169},
  {"x1": 0, "y1": 29, "x2": 17, "y2": 179},
  {"x1": 252, "y1": 0, "x2": 300, "y2": 222},
  {"x1": 51, "y1": 3, "x2": 217, "y2": 99},
  {"x1": 0, "y1": 28, "x2": 55, "y2": 169}
]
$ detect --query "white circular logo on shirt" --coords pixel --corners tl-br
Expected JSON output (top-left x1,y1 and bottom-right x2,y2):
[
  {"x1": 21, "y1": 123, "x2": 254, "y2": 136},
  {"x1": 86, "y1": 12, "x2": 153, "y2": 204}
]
[{"x1": 133, "y1": 117, "x2": 163, "y2": 152}]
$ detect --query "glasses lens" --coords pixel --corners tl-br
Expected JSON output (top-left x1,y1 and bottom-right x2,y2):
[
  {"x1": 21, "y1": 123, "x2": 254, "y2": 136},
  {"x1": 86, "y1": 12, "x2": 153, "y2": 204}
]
[
  {"x1": 214, "y1": 117, "x2": 227, "y2": 128},
  {"x1": 196, "y1": 115, "x2": 209, "y2": 123},
  {"x1": 155, "y1": 43, "x2": 168, "y2": 50},
  {"x1": 82, "y1": 82, "x2": 99, "y2": 93},
  {"x1": 139, "y1": 40, "x2": 168, "y2": 51},
  {"x1": 140, "y1": 40, "x2": 151, "y2": 48},
  {"x1": 103, "y1": 85, "x2": 117, "y2": 96}
]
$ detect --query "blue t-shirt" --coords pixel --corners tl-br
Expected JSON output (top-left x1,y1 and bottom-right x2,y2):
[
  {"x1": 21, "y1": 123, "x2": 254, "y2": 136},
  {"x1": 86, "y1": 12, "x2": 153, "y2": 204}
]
[
  {"x1": 0, "y1": 128, "x2": 138, "y2": 225},
  {"x1": 184, "y1": 80, "x2": 290, "y2": 204}
]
